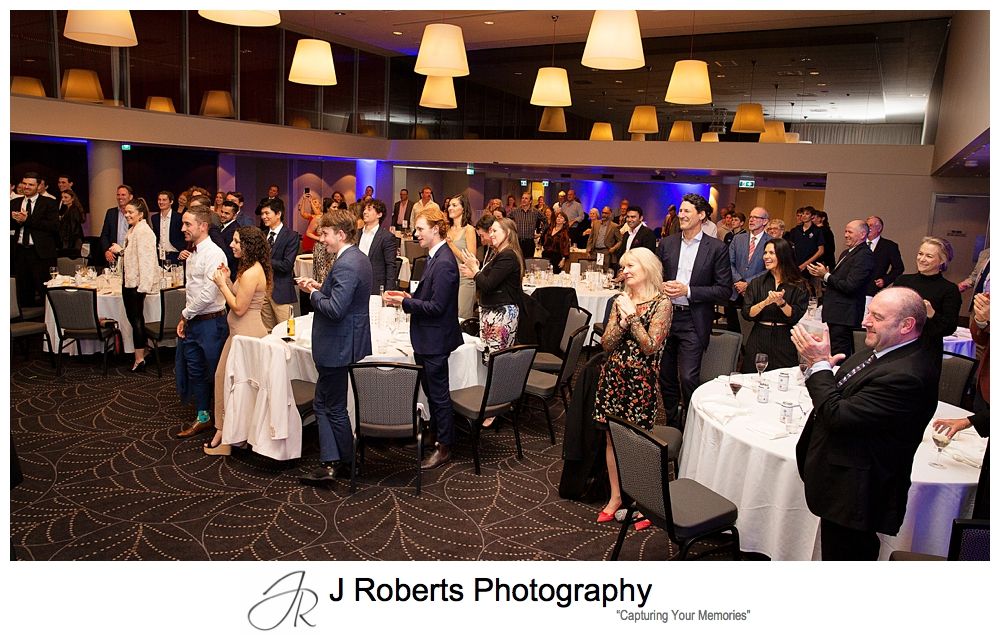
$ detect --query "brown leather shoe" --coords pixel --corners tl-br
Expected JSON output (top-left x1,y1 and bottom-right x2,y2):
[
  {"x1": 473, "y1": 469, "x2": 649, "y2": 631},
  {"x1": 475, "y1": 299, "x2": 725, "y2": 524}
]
[
  {"x1": 420, "y1": 444, "x2": 452, "y2": 470},
  {"x1": 176, "y1": 418, "x2": 214, "y2": 439}
]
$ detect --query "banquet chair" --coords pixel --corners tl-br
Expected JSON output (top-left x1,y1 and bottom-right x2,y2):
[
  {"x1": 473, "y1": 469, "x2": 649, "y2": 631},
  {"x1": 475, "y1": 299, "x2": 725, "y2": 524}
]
[
  {"x1": 11, "y1": 277, "x2": 44, "y2": 321},
  {"x1": 459, "y1": 317, "x2": 480, "y2": 336},
  {"x1": 410, "y1": 255, "x2": 428, "y2": 283},
  {"x1": 46, "y1": 286, "x2": 117, "y2": 376},
  {"x1": 144, "y1": 286, "x2": 186, "y2": 377},
  {"x1": 393, "y1": 256, "x2": 404, "y2": 289},
  {"x1": 450, "y1": 344, "x2": 538, "y2": 475},
  {"x1": 524, "y1": 325, "x2": 589, "y2": 444},
  {"x1": 589, "y1": 296, "x2": 617, "y2": 348},
  {"x1": 577, "y1": 259, "x2": 597, "y2": 273},
  {"x1": 533, "y1": 305, "x2": 591, "y2": 372},
  {"x1": 889, "y1": 519, "x2": 989, "y2": 561},
  {"x1": 853, "y1": 330, "x2": 867, "y2": 356},
  {"x1": 348, "y1": 363, "x2": 425, "y2": 494},
  {"x1": 10, "y1": 291, "x2": 53, "y2": 363},
  {"x1": 938, "y1": 353, "x2": 978, "y2": 408},
  {"x1": 57, "y1": 257, "x2": 86, "y2": 276},
  {"x1": 606, "y1": 414, "x2": 740, "y2": 561},
  {"x1": 700, "y1": 330, "x2": 742, "y2": 382},
  {"x1": 525, "y1": 258, "x2": 550, "y2": 272}
]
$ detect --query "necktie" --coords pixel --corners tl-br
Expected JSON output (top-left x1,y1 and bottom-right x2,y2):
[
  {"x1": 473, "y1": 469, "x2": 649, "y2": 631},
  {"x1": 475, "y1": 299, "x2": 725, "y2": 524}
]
[
  {"x1": 268, "y1": 231, "x2": 276, "y2": 247},
  {"x1": 974, "y1": 260, "x2": 990, "y2": 295},
  {"x1": 837, "y1": 351, "x2": 876, "y2": 388},
  {"x1": 747, "y1": 234, "x2": 757, "y2": 267},
  {"x1": 20, "y1": 198, "x2": 33, "y2": 245},
  {"x1": 867, "y1": 239, "x2": 873, "y2": 249}
]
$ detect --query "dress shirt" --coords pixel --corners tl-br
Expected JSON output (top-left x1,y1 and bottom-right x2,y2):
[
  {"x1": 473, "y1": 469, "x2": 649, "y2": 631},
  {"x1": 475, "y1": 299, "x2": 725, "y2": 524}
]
[
  {"x1": 427, "y1": 239, "x2": 447, "y2": 261},
  {"x1": 358, "y1": 224, "x2": 378, "y2": 256},
  {"x1": 16, "y1": 194, "x2": 38, "y2": 245},
  {"x1": 115, "y1": 208, "x2": 128, "y2": 247},
  {"x1": 867, "y1": 235, "x2": 880, "y2": 253},
  {"x1": 701, "y1": 218, "x2": 718, "y2": 239},
  {"x1": 623, "y1": 222, "x2": 646, "y2": 252},
  {"x1": 181, "y1": 236, "x2": 227, "y2": 320},
  {"x1": 746, "y1": 231, "x2": 765, "y2": 267},
  {"x1": 806, "y1": 337, "x2": 919, "y2": 378},
  {"x1": 511, "y1": 206, "x2": 545, "y2": 240},
  {"x1": 561, "y1": 200, "x2": 584, "y2": 225},
  {"x1": 673, "y1": 230, "x2": 704, "y2": 306},
  {"x1": 159, "y1": 210, "x2": 179, "y2": 255},
  {"x1": 266, "y1": 222, "x2": 283, "y2": 245}
]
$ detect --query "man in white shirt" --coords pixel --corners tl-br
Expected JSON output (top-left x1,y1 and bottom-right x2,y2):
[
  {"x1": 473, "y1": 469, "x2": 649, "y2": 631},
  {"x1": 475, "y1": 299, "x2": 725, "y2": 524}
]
[
  {"x1": 409, "y1": 186, "x2": 437, "y2": 229},
  {"x1": 151, "y1": 190, "x2": 182, "y2": 263},
  {"x1": 174, "y1": 204, "x2": 229, "y2": 439}
]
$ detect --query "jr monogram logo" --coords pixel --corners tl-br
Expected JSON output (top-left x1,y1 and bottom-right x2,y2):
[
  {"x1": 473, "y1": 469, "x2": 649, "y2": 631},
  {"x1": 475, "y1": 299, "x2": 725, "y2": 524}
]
[{"x1": 247, "y1": 571, "x2": 319, "y2": 631}]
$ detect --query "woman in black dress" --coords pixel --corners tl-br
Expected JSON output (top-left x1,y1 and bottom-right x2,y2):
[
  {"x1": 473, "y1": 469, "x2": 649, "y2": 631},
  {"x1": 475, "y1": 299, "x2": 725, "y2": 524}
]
[
  {"x1": 893, "y1": 236, "x2": 960, "y2": 356},
  {"x1": 742, "y1": 237, "x2": 808, "y2": 371},
  {"x1": 57, "y1": 189, "x2": 85, "y2": 258}
]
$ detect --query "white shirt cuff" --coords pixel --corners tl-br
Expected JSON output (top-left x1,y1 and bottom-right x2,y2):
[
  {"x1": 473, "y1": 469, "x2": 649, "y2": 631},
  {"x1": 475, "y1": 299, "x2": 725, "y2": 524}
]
[{"x1": 805, "y1": 360, "x2": 833, "y2": 379}]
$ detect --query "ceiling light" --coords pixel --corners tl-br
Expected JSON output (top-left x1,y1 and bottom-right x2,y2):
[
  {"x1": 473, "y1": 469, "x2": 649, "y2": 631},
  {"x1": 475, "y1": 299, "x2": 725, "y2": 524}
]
[
  {"x1": 484, "y1": 21, "x2": 495, "y2": 25},
  {"x1": 808, "y1": 70, "x2": 820, "y2": 76},
  {"x1": 288, "y1": 39, "x2": 338, "y2": 86},
  {"x1": 538, "y1": 107, "x2": 567, "y2": 133},
  {"x1": 630, "y1": 133, "x2": 646, "y2": 141},
  {"x1": 732, "y1": 103, "x2": 765, "y2": 133},
  {"x1": 419, "y1": 75, "x2": 458, "y2": 109},
  {"x1": 392, "y1": 31, "x2": 403, "y2": 36},
  {"x1": 816, "y1": 83, "x2": 827, "y2": 87},
  {"x1": 589, "y1": 122, "x2": 614, "y2": 141},
  {"x1": 414, "y1": 24, "x2": 469, "y2": 77},
  {"x1": 197, "y1": 10, "x2": 280, "y2": 27},
  {"x1": 145, "y1": 96, "x2": 176, "y2": 113},
  {"x1": 11, "y1": 76, "x2": 46, "y2": 97},
  {"x1": 668, "y1": 120, "x2": 695, "y2": 142},
  {"x1": 581, "y1": 11, "x2": 644, "y2": 71},
  {"x1": 531, "y1": 68, "x2": 572, "y2": 106},
  {"x1": 628, "y1": 105, "x2": 658, "y2": 134},
  {"x1": 64, "y1": 10, "x2": 137, "y2": 47},
  {"x1": 665, "y1": 60, "x2": 712, "y2": 104},
  {"x1": 758, "y1": 121, "x2": 787, "y2": 143},
  {"x1": 614, "y1": 80, "x2": 623, "y2": 84}
]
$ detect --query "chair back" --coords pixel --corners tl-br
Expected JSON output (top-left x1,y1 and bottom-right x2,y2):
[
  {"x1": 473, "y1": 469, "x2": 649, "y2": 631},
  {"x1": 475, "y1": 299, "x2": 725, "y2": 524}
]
[
  {"x1": 701, "y1": 330, "x2": 742, "y2": 381},
  {"x1": 560, "y1": 305, "x2": 592, "y2": 351},
  {"x1": 348, "y1": 363, "x2": 422, "y2": 438},
  {"x1": 578, "y1": 259, "x2": 597, "y2": 273},
  {"x1": 459, "y1": 317, "x2": 480, "y2": 336},
  {"x1": 394, "y1": 256, "x2": 403, "y2": 286},
  {"x1": 158, "y1": 286, "x2": 187, "y2": 340},
  {"x1": 852, "y1": 330, "x2": 867, "y2": 356},
  {"x1": 938, "y1": 353, "x2": 977, "y2": 406},
  {"x1": 410, "y1": 255, "x2": 428, "y2": 282},
  {"x1": 482, "y1": 344, "x2": 538, "y2": 412},
  {"x1": 57, "y1": 257, "x2": 86, "y2": 276},
  {"x1": 557, "y1": 325, "x2": 590, "y2": 388},
  {"x1": 46, "y1": 287, "x2": 101, "y2": 336},
  {"x1": 525, "y1": 258, "x2": 550, "y2": 272},
  {"x1": 948, "y1": 519, "x2": 989, "y2": 561},
  {"x1": 600, "y1": 295, "x2": 616, "y2": 325},
  {"x1": 606, "y1": 414, "x2": 673, "y2": 534}
]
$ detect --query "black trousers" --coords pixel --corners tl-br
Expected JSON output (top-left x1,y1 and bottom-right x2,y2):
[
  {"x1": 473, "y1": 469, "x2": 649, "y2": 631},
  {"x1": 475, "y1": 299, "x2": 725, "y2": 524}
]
[
  {"x1": 658, "y1": 309, "x2": 705, "y2": 427},
  {"x1": 122, "y1": 286, "x2": 148, "y2": 350},
  {"x1": 14, "y1": 244, "x2": 54, "y2": 308},
  {"x1": 518, "y1": 238, "x2": 536, "y2": 261},
  {"x1": 414, "y1": 352, "x2": 454, "y2": 447},
  {"x1": 828, "y1": 323, "x2": 856, "y2": 359},
  {"x1": 820, "y1": 518, "x2": 880, "y2": 560}
]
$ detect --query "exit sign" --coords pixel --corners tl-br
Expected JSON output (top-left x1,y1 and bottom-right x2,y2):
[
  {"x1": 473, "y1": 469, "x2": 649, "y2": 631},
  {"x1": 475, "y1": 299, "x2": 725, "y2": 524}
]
[{"x1": 738, "y1": 178, "x2": 756, "y2": 189}]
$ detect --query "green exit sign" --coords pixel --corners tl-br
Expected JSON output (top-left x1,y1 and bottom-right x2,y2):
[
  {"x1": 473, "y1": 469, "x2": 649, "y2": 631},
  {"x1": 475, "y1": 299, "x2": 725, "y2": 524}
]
[
  {"x1": 121, "y1": 144, "x2": 131, "y2": 151},
  {"x1": 738, "y1": 178, "x2": 755, "y2": 188}
]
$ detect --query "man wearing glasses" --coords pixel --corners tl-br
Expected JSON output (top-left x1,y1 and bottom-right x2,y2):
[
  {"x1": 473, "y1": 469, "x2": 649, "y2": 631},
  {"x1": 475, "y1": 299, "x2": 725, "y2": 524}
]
[{"x1": 727, "y1": 207, "x2": 771, "y2": 335}]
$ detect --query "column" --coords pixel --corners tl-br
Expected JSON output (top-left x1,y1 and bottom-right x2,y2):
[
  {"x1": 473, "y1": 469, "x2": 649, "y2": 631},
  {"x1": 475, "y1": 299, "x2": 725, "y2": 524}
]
[{"x1": 86, "y1": 140, "x2": 124, "y2": 236}]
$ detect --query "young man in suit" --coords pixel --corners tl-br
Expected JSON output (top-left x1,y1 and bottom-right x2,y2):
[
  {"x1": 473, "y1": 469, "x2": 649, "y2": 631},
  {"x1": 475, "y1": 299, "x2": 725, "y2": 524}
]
[
  {"x1": 727, "y1": 207, "x2": 771, "y2": 334},
  {"x1": 863, "y1": 215, "x2": 904, "y2": 304},
  {"x1": 808, "y1": 219, "x2": 875, "y2": 358},
  {"x1": 617, "y1": 205, "x2": 657, "y2": 265},
  {"x1": 358, "y1": 199, "x2": 399, "y2": 295},
  {"x1": 656, "y1": 193, "x2": 734, "y2": 426},
  {"x1": 100, "y1": 184, "x2": 135, "y2": 267},
  {"x1": 10, "y1": 171, "x2": 60, "y2": 307},
  {"x1": 215, "y1": 200, "x2": 241, "y2": 276},
  {"x1": 150, "y1": 190, "x2": 185, "y2": 264},
  {"x1": 259, "y1": 198, "x2": 300, "y2": 330},
  {"x1": 297, "y1": 208, "x2": 373, "y2": 482},
  {"x1": 383, "y1": 208, "x2": 463, "y2": 470},
  {"x1": 792, "y1": 287, "x2": 938, "y2": 560}
]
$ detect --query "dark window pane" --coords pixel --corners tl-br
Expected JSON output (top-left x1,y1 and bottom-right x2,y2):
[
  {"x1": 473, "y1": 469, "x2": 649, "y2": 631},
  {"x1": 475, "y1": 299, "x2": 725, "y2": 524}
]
[
  {"x1": 322, "y1": 44, "x2": 354, "y2": 133},
  {"x1": 11, "y1": 11, "x2": 55, "y2": 99},
  {"x1": 188, "y1": 11, "x2": 235, "y2": 118},
  {"x1": 388, "y1": 57, "x2": 419, "y2": 139},
  {"x1": 129, "y1": 10, "x2": 183, "y2": 113},
  {"x1": 239, "y1": 25, "x2": 280, "y2": 124},
  {"x1": 356, "y1": 50, "x2": 386, "y2": 137}
]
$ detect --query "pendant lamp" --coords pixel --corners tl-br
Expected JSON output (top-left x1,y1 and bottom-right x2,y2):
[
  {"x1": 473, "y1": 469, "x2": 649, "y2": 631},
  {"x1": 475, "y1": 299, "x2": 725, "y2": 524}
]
[
  {"x1": 419, "y1": 76, "x2": 457, "y2": 109},
  {"x1": 665, "y1": 60, "x2": 712, "y2": 105},
  {"x1": 414, "y1": 24, "x2": 469, "y2": 77},
  {"x1": 11, "y1": 76, "x2": 46, "y2": 97},
  {"x1": 531, "y1": 16, "x2": 571, "y2": 107},
  {"x1": 630, "y1": 133, "x2": 646, "y2": 141},
  {"x1": 759, "y1": 121, "x2": 787, "y2": 143},
  {"x1": 539, "y1": 107, "x2": 568, "y2": 133},
  {"x1": 589, "y1": 122, "x2": 614, "y2": 141},
  {"x1": 668, "y1": 120, "x2": 695, "y2": 142},
  {"x1": 197, "y1": 10, "x2": 280, "y2": 27},
  {"x1": 784, "y1": 131, "x2": 801, "y2": 143},
  {"x1": 700, "y1": 131, "x2": 720, "y2": 142},
  {"x1": 289, "y1": 39, "x2": 338, "y2": 86},
  {"x1": 145, "y1": 96, "x2": 176, "y2": 113},
  {"x1": 64, "y1": 10, "x2": 137, "y2": 47},
  {"x1": 60, "y1": 69, "x2": 104, "y2": 102},
  {"x1": 629, "y1": 68, "x2": 658, "y2": 136},
  {"x1": 731, "y1": 59, "x2": 765, "y2": 133},
  {"x1": 200, "y1": 90, "x2": 235, "y2": 117},
  {"x1": 581, "y1": 11, "x2": 644, "y2": 71}
]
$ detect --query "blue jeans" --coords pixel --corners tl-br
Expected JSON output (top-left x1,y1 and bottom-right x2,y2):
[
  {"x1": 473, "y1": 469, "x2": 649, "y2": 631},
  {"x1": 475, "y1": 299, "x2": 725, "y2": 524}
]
[
  {"x1": 176, "y1": 315, "x2": 228, "y2": 412},
  {"x1": 314, "y1": 365, "x2": 352, "y2": 463}
]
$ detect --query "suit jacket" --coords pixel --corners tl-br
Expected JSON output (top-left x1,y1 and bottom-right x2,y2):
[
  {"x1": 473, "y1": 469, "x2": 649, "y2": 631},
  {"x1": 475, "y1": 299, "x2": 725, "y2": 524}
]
[
  {"x1": 100, "y1": 206, "x2": 126, "y2": 253},
  {"x1": 387, "y1": 200, "x2": 414, "y2": 230},
  {"x1": 267, "y1": 225, "x2": 301, "y2": 305},
  {"x1": 728, "y1": 231, "x2": 771, "y2": 300},
  {"x1": 150, "y1": 209, "x2": 185, "y2": 258},
  {"x1": 971, "y1": 315, "x2": 989, "y2": 404},
  {"x1": 656, "y1": 231, "x2": 734, "y2": 348},
  {"x1": 866, "y1": 236, "x2": 905, "y2": 296},
  {"x1": 310, "y1": 245, "x2": 373, "y2": 368},
  {"x1": 403, "y1": 245, "x2": 463, "y2": 356},
  {"x1": 795, "y1": 341, "x2": 939, "y2": 534},
  {"x1": 821, "y1": 244, "x2": 874, "y2": 327},
  {"x1": 586, "y1": 218, "x2": 623, "y2": 263},
  {"x1": 216, "y1": 220, "x2": 240, "y2": 276},
  {"x1": 11, "y1": 195, "x2": 60, "y2": 259},
  {"x1": 617, "y1": 224, "x2": 657, "y2": 262},
  {"x1": 361, "y1": 226, "x2": 399, "y2": 295}
]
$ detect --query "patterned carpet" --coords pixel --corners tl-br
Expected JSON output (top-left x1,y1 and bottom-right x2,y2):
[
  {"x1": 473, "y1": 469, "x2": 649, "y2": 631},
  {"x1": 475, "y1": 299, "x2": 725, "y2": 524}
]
[{"x1": 10, "y1": 347, "x2": 741, "y2": 561}]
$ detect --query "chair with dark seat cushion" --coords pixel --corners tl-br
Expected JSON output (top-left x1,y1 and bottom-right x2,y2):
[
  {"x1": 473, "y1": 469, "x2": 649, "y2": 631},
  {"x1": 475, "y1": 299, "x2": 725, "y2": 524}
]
[
  {"x1": 409, "y1": 255, "x2": 428, "y2": 283},
  {"x1": 57, "y1": 257, "x2": 86, "y2": 276},
  {"x1": 46, "y1": 286, "x2": 117, "y2": 376},
  {"x1": 607, "y1": 414, "x2": 740, "y2": 560},
  {"x1": 525, "y1": 325, "x2": 588, "y2": 444},
  {"x1": 11, "y1": 277, "x2": 43, "y2": 321},
  {"x1": 10, "y1": 289, "x2": 53, "y2": 363},
  {"x1": 700, "y1": 330, "x2": 743, "y2": 383},
  {"x1": 449, "y1": 344, "x2": 537, "y2": 475},
  {"x1": 889, "y1": 519, "x2": 989, "y2": 561},
  {"x1": 938, "y1": 353, "x2": 978, "y2": 408},
  {"x1": 533, "y1": 305, "x2": 591, "y2": 372},
  {"x1": 144, "y1": 286, "x2": 186, "y2": 377}
]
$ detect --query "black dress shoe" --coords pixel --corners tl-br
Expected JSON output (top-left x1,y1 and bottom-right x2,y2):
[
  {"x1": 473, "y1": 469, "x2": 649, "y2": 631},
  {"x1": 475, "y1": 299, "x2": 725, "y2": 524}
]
[
  {"x1": 420, "y1": 445, "x2": 452, "y2": 470},
  {"x1": 299, "y1": 462, "x2": 347, "y2": 484},
  {"x1": 131, "y1": 359, "x2": 147, "y2": 373}
]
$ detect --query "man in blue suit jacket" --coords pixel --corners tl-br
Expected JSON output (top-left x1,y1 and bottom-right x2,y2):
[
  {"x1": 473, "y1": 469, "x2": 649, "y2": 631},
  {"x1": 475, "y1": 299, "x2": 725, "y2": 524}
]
[
  {"x1": 656, "y1": 193, "x2": 734, "y2": 426},
  {"x1": 150, "y1": 190, "x2": 185, "y2": 264},
  {"x1": 726, "y1": 207, "x2": 771, "y2": 333},
  {"x1": 259, "y1": 198, "x2": 300, "y2": 330},
  {"x1": 384, "y1": 208, "x2": 463, "y2": 469},
  {"x1": 297, "y1": 209, "x2": 373, "y2": 482}
]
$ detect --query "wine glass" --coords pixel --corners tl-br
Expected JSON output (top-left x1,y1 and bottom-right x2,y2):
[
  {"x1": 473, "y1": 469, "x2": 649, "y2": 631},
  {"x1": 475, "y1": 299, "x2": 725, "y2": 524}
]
[
  {"x1": 49, "y1": 266, "x2": 59, "y2": 282},
  {"x1": 929, "y1": 430, "x2": 952, "y2": 469},
  {"x1": 755, "y1": 353, "x2": 769, "y2": 382},
  {"x1": 728, "y1": 372, "x2": 743, "y2": 400}
]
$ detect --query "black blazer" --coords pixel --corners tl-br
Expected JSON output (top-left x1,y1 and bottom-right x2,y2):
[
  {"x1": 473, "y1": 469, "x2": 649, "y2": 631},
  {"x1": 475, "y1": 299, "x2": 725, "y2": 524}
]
[
  {"x1": 656, "y1": 232, "x2": 734, "y2": 348},
  {"x1": 11, "y1": 195, "x2": 60, "y2": 259},
  {"x1": 216, "y1": 220, "x2": 240, "y2": 276},
  {"x1": 866, "y1": 237, "x2": 905, "y2": 296},
  {"x1": 402, "y1": 246, "x2": 463, "y2": 356},
  {"x1": 387, "y1": 199, "x2": 414, "y2": 229},
  {"x1": 150, "y1": 209, "x2": 185, "y2": 257},
  {"x1": 617, "y1": 224, "x2": 657, "y2": 261},
  {"x1": 796, "y1": 341, "x2": 939, "y2": 534},
  {"x1": 820, "y1": 244, "x2": 874, "y2": 327},
  {"x1": 475, "y1": 247, "x2": 522, "y2": 309},
  {"x1": 267, "y1": 225, "x2": 300, "y2": 305},
  {"x1": 361, "y1": 226, "x2": 399, "y2": 295}
]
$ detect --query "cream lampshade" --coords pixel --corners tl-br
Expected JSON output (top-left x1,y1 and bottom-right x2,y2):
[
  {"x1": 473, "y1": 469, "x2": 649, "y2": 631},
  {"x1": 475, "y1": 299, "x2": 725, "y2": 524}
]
[
  {"x1": 700, "y1": 131, "x2": 720, "y2": 142},
  {"x1": 414, "y1": 24, "x2": 469, "y2": 77},
  {"x1": 668, "y1": 120, "x2": 695, "y2": 142},
  {"x1": 731, "y1": 103, "x2": 766, "y2": 133},
  {"x1": 64, "y1": 10, "x2": 137, "y2": 47},
  {"x1": 538, "y1": 107, "x2": 567, "y2": 133},
  {"x1": 630, "y1": 133, "x2": 647, "y2": 141},
  {"x1": 665, "y1": 60, "x2": 712, "y2": 105},
  {"x1": 758, "y1": 121, "x2": 787, "y2": 143},
  {"x1": 60, "y1": 69, "x2": 104, "y2": 102},
  {"x1": 628, "y1": 105, "x2": 658, "y2": 134},
  {"x1": 784, "y1": 131, "x2": 801, "y2": 143},
  {"x1": 589, "y1": 122, "x2": 614, "y2": 141},
  {"x1": 11, "y1": 76, "x2": 46, "y2": 97},
  {"x1": 290, "y1": 116, "x2": 312, "y2": 129},
  {"x1": 197, "y1": 10, "x2": 280, "y2": 27},
  {"x1": 419, "y1": 76, "x2": 458, "y2": 109},
  {"x1": 145, "y1": 96, "x2": 176, "y2": 112},
  {"x1": 288, "y1": 39, "x2": 338, "y2": 86},
  {"x1": 530, "y1": 67, "x2": 572, "y2": 106},
  {"x1": 581, "y1": 11, "x2": 644, "y2": 70},
  {"x1": 200, "y1": 90, "x2": 235, "y2": 117}
]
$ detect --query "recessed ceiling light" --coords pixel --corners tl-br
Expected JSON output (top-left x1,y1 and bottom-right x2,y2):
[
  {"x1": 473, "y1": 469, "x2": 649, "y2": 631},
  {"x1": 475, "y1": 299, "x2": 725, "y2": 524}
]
[
  {"x1": 588, "y1": 99, "x2": 596, "y2": 103},
  {"x1": 816, "y1": 83, "x2": 827, "y2": 87},
  {"x1": 334, "y1": 12, "x2": 346, "y2": 16},
  {"x1": 637, "y1": 88, "x2": 645, "y2": 93},
  {"x1": 392, "y1": 31, "x2": 403, "y2": 35},
  {"x1": 514, "y1": 71, "x2": 522, "y2": 76},
  {"x1": 614, "y1": 80, "x2": 623, "y2": 84},
  {"x1": 716, "y1": 74, "x2": 725, "y2": 78},
  {"x1": 808, "y1": 70, "x2": 820, "y2": 76},
  {"x1": 484, "y1": 20, "x2": 495, "y2": 25}
]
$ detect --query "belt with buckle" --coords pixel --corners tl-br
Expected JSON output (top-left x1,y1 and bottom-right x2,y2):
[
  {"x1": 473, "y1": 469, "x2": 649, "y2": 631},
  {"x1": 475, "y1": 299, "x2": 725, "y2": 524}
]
[
  {"x1": 672, "y1": 304, "x2": 690, "y2": 311},
  {"x1": 190, "y1": 310, "x2": 226, "y2": 322},
  {"x1": 758, "y1": 321, "x2": 791, "y2": 327}
]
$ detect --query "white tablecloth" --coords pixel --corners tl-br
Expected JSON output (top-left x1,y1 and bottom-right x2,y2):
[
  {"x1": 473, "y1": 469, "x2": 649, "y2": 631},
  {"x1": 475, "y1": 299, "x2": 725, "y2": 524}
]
[
  {"x1": 223, "y1": 297, "x2": 485, "y2": 460},
  {"x1": 679, "y1": 367, "x2": 985, "y2": 560},
  {"x1": 44, "y1": 279, "x2": 163, "y2": 355},
  {"x1": 943, "y1": 327, "x2": 975, "y2": 358},
  {"x1": 523, "y1": 282, "x2": 618, "y2": 342}
]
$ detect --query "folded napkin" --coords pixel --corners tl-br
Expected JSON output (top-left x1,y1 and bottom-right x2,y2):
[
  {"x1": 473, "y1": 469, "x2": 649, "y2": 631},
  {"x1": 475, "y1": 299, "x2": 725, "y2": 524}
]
[
  {"x1": 947, "y1": 436, "x2": 987, "y2": 468},
  {"x1": 699, "y1": 398, "x2": 750, "y2": 425},
  {"x1": 744, "y1": 419, "x2": 792, "y2": 440},
  {"x1": 951, "y1": 327, "x2": 972, "y2": 340}
]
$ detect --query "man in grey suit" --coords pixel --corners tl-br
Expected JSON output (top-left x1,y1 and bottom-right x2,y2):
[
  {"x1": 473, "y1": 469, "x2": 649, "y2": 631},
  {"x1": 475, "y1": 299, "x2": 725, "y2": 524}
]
[
  {"x1": 296, "y1": 208, "x2": 373, "y2": 483},
  {"x1": 727, "y1": 207, "x2": 771, "y2": 334}
]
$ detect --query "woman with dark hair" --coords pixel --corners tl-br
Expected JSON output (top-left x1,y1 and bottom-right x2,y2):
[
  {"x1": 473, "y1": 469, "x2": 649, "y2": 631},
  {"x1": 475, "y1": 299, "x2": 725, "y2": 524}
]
[
  {"x1": 505, "y1": 194, "x2": 516, "y2": 216},
  {"x1": 57, "y1": 189, "x2": 85, "y2": 257},
  {"x1": 446, "y1": 192, "x2": 477, "y2": 318},
  {"x1": 205, "y1": 226, "x2": 273, "y2": 455},
  {"x1": 307, "y1": 198, "x2": 337, "y2": 286},
  {"x1": 176, "y1": 189, "x2": 191, "y2": 216},
  {"x1": 541, "y1": 211, "x2": 571, "y2": 274},
  {"x1": 741, "y1": 237, "x2": 809, "y2": 371},
  {"x1": 108, "y1": 197, "x2": 158, "y2": 372},
  {"x1": 893, "y1": 236, "x2": 961, "y2": 355}
]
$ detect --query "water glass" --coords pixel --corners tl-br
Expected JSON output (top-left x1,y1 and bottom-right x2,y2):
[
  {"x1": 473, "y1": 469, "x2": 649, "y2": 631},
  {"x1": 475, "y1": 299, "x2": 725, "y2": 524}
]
[{"x1": 49, "y1": 266, "x2": 59, "y2": 281}]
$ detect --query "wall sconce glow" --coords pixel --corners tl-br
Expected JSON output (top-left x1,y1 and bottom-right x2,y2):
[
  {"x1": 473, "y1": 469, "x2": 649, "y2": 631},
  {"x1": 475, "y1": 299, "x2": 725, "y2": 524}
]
[
  {"x1": 288, "y1": 39, "x2": 338, "y2": 86},
  {"x1": 197, "y1": 10, "x2": 280, "y2": 27},
  {"x1": 11, "y1": 76, "x2": 46, "y2": 97},
  {"x1": 414, "y1": 24, "x2": 469, "y2": 77},
  {"x1": 60, "y1": 68, "x2": 105, "y2": 103},
  {"x1": 145, "y1": 96, "x2": 176, "y2": 113},
  {"x1": 64, "y1": 10, "x2": 137, "y2": 47},
  {"x1": 199, "y1": 90, "x2": 235, "y2": 117},
  {"x1": 581, "y1": 11, "x2": 644, "y2": 70}
]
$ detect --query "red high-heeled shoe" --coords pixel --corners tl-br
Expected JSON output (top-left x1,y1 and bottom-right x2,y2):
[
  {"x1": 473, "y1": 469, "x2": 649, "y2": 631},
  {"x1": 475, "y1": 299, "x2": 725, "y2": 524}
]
[
  {"x1": 597, "y1": 510, "x2": 616, "y2": 523},
  {"x1": 634, "y1": 518, "x2": 652, "y2": 531}
]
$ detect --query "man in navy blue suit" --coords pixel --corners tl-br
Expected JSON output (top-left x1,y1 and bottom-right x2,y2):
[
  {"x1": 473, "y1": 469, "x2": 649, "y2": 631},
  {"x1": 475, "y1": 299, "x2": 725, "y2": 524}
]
[
  {"x1": 656, "y1": 193, "x2": 734, "y2": 426},
  {"x1": 384, "y1": 208, "x2": 463, "y2": 469},
  {"x1": 100, "y1": 184, "x2": 134, "y2": 267},
  {"x1": 297, "y1": 208, "x2": 373, "y2": 482},
  {"x1": 150, "y1": 190, "x2": 185, "y2": 264},
  {"x1": 214, "y1": 200, "x2": 241, "y2": 276},
  {"x1": 259, "y1": 198, "x2": 300, "y2": 330},
  {"x1": 727, "y1": 206, "x2": 771, "y2": 333}
]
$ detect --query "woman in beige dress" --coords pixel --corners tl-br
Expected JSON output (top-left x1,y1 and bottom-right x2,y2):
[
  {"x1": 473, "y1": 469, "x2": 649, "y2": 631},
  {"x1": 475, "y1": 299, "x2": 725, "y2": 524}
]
[
  {"x1": 204, "y1": 226, "x2": 273, "y2": 455},
  {"x1": 446, "y1": 192, "x2": 478, "y2": 319}
]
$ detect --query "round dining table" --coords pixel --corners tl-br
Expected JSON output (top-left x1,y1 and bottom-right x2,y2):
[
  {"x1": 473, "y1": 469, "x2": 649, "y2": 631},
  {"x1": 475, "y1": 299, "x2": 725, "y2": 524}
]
[
  {"x1": 679, "y1": 367, "x2": 986, "y2": 560},
  {"x1": 523, "y1": 279, "x2": 618, "y2": 342}
]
